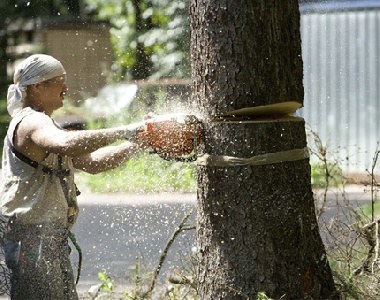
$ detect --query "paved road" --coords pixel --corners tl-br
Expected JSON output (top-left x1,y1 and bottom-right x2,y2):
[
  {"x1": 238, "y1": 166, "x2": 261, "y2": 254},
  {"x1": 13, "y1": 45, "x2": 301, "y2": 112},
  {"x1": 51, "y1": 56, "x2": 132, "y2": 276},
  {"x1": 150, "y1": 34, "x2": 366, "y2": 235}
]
[{"x1": 73, "y1": 192, "x2": 197, "y2": 298}]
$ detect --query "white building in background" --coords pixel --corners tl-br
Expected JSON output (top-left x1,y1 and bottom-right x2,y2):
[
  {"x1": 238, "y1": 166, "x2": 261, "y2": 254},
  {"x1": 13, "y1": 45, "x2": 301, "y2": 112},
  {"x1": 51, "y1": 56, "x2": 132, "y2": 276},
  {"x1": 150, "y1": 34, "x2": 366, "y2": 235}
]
[
  {"x1": 6, "y1": 17, "x2": 113, "y2": 103},
  {"x1": 299, "y1": 0, "x2": 380, "y2": 175}
]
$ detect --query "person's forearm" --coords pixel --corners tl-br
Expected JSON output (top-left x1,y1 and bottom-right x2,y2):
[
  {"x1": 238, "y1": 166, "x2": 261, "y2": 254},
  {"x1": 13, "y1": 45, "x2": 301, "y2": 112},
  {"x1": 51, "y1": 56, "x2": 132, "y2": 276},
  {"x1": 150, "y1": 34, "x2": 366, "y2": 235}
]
[
  {"x1": 43, "y1": 122, "x2": 143, "y2": 157},
  {"x1": 73, "y1": 141, "x2": 142, "y2": 174},
  {"x1": 58, "y1": 127, "x2": 126, "y2": 157}
]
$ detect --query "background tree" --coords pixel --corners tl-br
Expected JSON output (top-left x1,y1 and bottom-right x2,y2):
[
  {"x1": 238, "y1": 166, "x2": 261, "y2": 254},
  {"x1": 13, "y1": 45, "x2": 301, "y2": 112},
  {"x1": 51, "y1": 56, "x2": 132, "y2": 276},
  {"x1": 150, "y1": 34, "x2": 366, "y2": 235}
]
[
  {"x1": 131, "y1": 0, "x2": 154, "y2": 79},
  {"x1": 84, "y1": 0, "x2": 190, "y2": 81},
  {"x1": 0, "y1": 1, "x2": 15, "y2": 99},
  {"x1": 190, "y1": 1, "x2": 339, "y2": 299}
]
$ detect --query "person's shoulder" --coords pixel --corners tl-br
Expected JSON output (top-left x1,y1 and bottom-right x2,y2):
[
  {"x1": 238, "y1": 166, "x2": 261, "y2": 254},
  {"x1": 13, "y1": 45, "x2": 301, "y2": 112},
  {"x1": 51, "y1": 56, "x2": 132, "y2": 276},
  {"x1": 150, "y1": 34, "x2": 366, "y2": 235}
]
[{"x1": 19, "y1": 109, "x2": 54, "y2": 130}]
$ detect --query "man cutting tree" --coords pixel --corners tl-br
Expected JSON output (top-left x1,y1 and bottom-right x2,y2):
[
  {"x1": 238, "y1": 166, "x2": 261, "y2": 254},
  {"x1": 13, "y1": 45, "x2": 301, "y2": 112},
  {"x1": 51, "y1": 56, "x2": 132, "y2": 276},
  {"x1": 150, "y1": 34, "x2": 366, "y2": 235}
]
[{"x1": 0, "y1": 54, "x2": 199, "y2": 299}]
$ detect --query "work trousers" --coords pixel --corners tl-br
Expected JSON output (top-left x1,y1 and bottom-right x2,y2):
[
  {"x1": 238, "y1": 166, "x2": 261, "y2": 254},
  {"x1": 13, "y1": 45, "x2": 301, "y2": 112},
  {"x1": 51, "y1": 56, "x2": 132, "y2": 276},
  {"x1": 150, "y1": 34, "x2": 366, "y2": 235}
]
[{"x1": 3, "y1": 222, "x2": 78, "y2": 300}]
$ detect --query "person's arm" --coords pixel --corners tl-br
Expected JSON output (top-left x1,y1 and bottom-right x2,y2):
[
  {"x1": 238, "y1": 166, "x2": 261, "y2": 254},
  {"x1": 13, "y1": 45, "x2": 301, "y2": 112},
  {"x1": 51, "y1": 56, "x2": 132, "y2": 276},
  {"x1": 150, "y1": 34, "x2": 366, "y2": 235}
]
[
  {"x1": 72, "y1": 141, "x2": 143, "y2": 174},
  {"x1": 14, "y1": 112, "x2": 142, "y2": 162}
]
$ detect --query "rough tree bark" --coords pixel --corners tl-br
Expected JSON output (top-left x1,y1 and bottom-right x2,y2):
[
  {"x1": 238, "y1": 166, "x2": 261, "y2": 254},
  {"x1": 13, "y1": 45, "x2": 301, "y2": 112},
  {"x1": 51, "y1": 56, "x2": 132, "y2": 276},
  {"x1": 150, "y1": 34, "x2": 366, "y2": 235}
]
[{"x1": 190, "y1": 1, "x2": 338, "y2": 299}]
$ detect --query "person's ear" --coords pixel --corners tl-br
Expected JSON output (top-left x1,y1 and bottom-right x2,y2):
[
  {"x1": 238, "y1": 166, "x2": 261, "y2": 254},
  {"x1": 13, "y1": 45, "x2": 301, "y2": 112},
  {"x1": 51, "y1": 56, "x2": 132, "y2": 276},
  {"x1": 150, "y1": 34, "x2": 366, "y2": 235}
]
[
  {"x1": 35, "y1": 82, "x2": 43, "y2": 89},
  {"x1": 30, "y1": 82, "x2": 45, "y2": 92},
  {"x1": 26, "y1": 83, "x2": 42, "y2": 98}
]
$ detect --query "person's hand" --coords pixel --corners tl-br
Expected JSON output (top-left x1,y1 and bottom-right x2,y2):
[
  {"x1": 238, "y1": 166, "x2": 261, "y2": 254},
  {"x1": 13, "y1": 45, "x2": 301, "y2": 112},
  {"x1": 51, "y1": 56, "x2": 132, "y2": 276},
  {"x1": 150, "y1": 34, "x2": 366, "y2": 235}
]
[
  {"x1": 124, "y1": 113, "x2": 157, "y2": 141},
  {"x1": 124, "y1": 121, "x2": 146, "y2": 141},
  {"x1": 143, "y1": 112, "x2": 156, "y2": 120}
]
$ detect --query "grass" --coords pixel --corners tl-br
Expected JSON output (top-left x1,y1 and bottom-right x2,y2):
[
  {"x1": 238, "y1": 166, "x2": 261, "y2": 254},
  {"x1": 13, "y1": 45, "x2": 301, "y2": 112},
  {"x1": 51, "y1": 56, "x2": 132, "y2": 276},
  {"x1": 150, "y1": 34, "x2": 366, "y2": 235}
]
[
  {"x1": 76, "y1": 152, "x2": 197, "y2": 194},
  {"x1": 358, "y1": 200, "x2": 380, "y2": 220}
]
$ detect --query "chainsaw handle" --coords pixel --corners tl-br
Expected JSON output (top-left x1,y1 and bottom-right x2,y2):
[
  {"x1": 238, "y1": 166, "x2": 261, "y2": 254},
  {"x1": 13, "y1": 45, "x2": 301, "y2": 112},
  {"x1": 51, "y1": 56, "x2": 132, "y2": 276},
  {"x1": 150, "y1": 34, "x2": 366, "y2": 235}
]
[{"x1": 124, "y1": 121, "x2": 146, "y2": 141}]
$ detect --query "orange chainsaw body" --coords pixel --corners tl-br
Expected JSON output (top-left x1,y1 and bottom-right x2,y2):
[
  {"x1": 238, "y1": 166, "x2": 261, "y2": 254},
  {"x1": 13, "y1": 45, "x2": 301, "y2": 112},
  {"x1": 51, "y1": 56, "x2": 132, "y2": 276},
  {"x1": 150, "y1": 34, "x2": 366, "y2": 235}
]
[{"x1": 136, "y1": 114, "x2": 202, "y2": 159}]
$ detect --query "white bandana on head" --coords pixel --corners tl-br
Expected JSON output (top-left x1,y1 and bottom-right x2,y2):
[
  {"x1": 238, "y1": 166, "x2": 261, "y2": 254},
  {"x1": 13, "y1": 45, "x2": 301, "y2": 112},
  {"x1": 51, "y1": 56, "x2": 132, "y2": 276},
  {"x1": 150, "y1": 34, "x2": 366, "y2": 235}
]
[{"x1": 7, "y1": 54, "x2": 66, "y2": 116}]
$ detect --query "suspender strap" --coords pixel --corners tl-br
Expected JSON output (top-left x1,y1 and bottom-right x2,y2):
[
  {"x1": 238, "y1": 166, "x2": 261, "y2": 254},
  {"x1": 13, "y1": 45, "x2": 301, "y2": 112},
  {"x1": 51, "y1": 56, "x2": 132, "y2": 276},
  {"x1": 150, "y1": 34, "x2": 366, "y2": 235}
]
[
  {"x1": 7, "y1": 136, "x2": 82, "y2": 284},
  {"x1": 6, "y1": 137, "x2": 70, "y2": 176},
  {"x1": 58, "y1": 156, "x2": 76, "y2": 220},
  {"x1": 7, "y1": 137, "x2": 39, "y2": 169},
  {"x1": 57, "y1": 156, "x2": 82, "y2": 285}
]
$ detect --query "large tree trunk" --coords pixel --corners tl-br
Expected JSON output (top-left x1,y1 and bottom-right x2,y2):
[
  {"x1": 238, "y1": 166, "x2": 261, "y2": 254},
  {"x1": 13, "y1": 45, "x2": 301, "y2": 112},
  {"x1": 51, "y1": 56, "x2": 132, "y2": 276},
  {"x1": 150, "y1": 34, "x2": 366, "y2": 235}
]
[{"x1": 190, "y1": 1, "x2": 338, "y2": 299}]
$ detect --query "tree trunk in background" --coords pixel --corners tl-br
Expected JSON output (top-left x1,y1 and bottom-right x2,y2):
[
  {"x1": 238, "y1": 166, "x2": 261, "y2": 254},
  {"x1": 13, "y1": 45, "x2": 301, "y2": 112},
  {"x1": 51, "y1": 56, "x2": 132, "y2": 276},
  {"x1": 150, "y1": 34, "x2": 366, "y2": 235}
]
[
  {"x1": 132, "y1": 0, "x2": 154, "y2": 80},
  {"x1": 0, "y1": 31, "x2": 9, "y2": 99},
  {"x1": 0, "y1": 3, "x2": 12, "y2": 99},
  {"x1": 190, "y1": 1, "x2": 338, "y2": 299}
]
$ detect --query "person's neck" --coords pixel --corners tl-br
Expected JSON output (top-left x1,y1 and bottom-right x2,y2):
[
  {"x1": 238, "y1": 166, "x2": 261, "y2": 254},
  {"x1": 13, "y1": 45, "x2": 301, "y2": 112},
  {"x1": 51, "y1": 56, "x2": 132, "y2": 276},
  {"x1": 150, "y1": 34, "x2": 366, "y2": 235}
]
[
  {"x1": 24, "y1": 104, "x2": 52, "y2": 116},
  {"x1": 29, "y1": 105, "x2": 41, "y2": 112}
]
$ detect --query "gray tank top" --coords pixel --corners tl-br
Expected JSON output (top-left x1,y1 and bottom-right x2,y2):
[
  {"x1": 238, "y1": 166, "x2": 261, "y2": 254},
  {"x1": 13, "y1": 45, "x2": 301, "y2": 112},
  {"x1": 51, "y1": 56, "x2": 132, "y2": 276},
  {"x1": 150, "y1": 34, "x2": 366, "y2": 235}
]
[{"x1": 0, "y1": 107, "x2": 79, "y2": 228}]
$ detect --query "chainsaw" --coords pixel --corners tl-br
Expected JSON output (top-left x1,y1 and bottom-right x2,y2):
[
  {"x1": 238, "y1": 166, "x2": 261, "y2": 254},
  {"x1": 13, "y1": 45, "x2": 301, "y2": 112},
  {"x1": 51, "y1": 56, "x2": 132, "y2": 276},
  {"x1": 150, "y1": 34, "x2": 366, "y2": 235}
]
[{"x1": 127, "y1": 114, "x2": 203, "y2": 162}]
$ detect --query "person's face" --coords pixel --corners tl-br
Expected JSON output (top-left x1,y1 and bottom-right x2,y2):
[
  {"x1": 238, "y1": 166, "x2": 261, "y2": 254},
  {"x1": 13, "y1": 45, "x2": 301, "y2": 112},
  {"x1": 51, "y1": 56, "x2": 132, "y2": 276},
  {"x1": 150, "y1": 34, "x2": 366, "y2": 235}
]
[{"x1": 39, "y1": 74, "x2": 68, "y2": 111}]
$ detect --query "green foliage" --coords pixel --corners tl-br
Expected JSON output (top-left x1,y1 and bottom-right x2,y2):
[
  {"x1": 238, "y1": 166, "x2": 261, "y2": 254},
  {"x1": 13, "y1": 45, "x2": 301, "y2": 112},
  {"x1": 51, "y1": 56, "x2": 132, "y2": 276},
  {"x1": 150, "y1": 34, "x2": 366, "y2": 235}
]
[
  {"x1": 121, "y1": 257, "x2": 153, "y2": 299},
  {"x1": 257, "y1": 292, "x2": 273, "y2": 300},
  {"x1": 331, "y1": 270, "x2": 364, "y2": 300},
  {"x1": 88, "y1": 251, "x2": 198, "y2": 299},
  {"x1": 310, "y1": 160, "x2": 344, "y2": 188},
  {"x1": 164, "y1": 286, "x2": 198, "y2": 300},
  {"x1": 98, "y1": 271, "x2": 115, "y2": 292},
  {"x1": 84, "y1": 0, "x2": 190, "y2": 80},
  {"x1": 87, "y1": 271, "x2": 115, "y2": 298},
  {"x1": 77, "y1": 152, "x2": 197, "y2": 193},
  {"x1": 359, "y1": 200, "x2": 380, "y2": 220}
]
